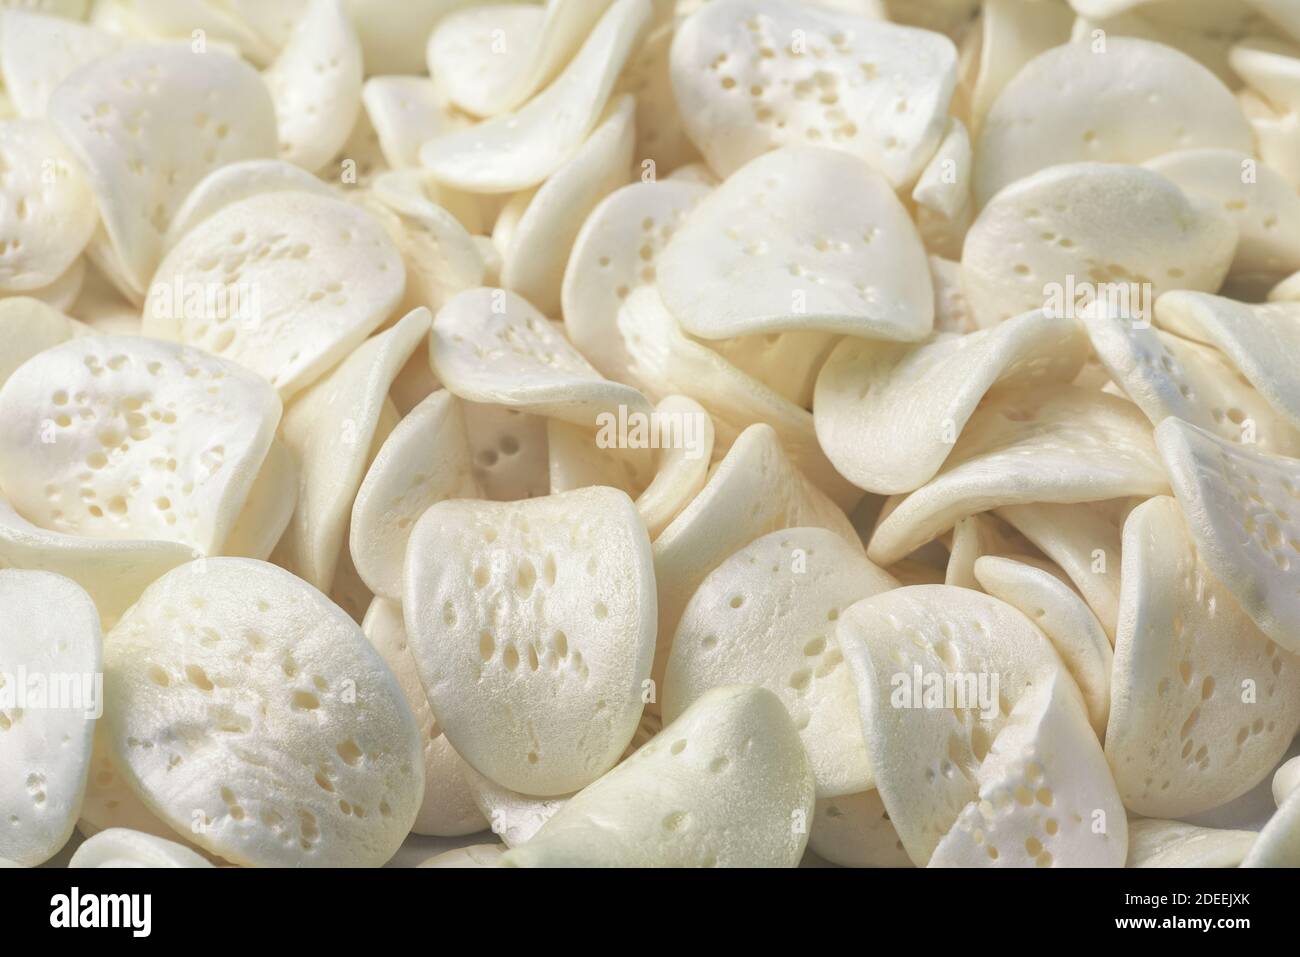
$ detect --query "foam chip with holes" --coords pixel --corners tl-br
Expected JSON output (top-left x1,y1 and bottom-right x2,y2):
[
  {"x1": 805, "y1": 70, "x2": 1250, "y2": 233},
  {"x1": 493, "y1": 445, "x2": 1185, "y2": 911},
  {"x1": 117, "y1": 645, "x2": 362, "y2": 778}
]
[
  {"x1": 0, "y1": 10, "x2": 121, "y2": 118},
  {"x1": 0, "y1": 118, "x2": 98, "y2": 293},
  {"x1": 431, "y1": 287, "x2": 652, "y2": 427},
  {"x1": 103, "y1": 558, "x2": 423, "y2": 867},
  {"x1": 973, "y1": 556, "x2": 1112, "y2": 736},
  {"x1": 0, "y1": 335, "x2": 280, "y2": 555},
  {"x1": 670, "y1": 0, "x2": 957, "y2": 187},
  {"x1": 961, "y1": 163, "x2": 1237, "y2": 329},
  {"x1": 663, "y1": 527, "x2": 897, "y2": 798},
  {"x1": 814, "y1": 309, "x2": 1088, "y2": 496},
  {"x1": 658, "y1": 147, "x2": 932, "y2": 341},
  {"x1": 867, "y1": 386, "x2": 1169, "y2": 567},
  {"x1": 809, "y1": 790, "x2": 911, "y2": 868},
  {"x1": 68, "y1": 828, "x2": 214, "y2": 869},
  {"x1": 1126, "y1": 819, "x2": 1257, "y2": 868},
  {"x1": 1106, "y1": 496, "x2": 1300, "y2": 818},
  {"x1": 403, "y1": 486, "x2": 656, "y2": 797},
  {"x1": 350, "y1": 389, "x2": 478, "y2": 602},
  {"x1": 973, "y1": 37, "x2": 1252, "y2": 208},
  {"x1": 418, "y1": 0, "x2": 651, "y2": 193},
  {"x1": 144, "y1": 191, "x2": 406, "y2": 399},
  {"x1": 0, "y1": 570, "x2": 101, "y2": 867},
  {"x1": 48, "y1": 44, "x2": 278, "y2": 298},
  {"x1": 462, "y1": 402, "x2": 551, "y2": 501},
  {"x1": 1156, "y1": 417, "x2": 1300, "y2": 656},
  {"x1": 502, "y1": 686, "x2": 815, "y2": 867}
]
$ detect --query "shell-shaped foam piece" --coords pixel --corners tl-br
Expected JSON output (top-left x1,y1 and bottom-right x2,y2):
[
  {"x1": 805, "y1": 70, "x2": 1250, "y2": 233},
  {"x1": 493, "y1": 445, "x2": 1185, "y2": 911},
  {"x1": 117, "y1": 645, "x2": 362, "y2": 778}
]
[
  {"x1": 670, "y1": 0, "x2": 957, "y2": 187},
  {"x1": 403, "y1": 486, "x2": 655, "y2": 797},
  {"x1": 0, "y1": 335, "x2": 280, "y2": 555},
  {"x1": 664, "y1": 527, "x2": 896, "y2": 797},
  {"x1": 658, "y1": 147, "x2": 933, "y2": 342},
  {"x1": 103, "y1": 558, "x2": 424, "y2": 867},
  {"x1": 68, "y1": 828, "x2": 214, "y2": 868},
  {"x1": 501, "y1": 686, "x2": 815, "y2": 867},
  {"x1": 0, "y1": 570, "x2": 100, "y2": 866}
]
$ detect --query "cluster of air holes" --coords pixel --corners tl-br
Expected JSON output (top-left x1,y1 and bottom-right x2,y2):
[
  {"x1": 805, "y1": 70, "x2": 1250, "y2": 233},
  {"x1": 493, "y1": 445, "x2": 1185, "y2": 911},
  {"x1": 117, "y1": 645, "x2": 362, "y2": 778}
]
[
  {"x1": 26, "y1": 772, "x2": 45, "y2": 807},
  {"x1": 1219, "y1": 459, "x2": 1300, "y2": 572}
]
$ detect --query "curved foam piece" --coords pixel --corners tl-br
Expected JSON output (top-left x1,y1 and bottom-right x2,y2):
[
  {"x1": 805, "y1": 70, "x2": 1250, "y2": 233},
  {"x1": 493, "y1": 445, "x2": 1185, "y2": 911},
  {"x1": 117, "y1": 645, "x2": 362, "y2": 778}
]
[
  {"x1": 163, "y1": 159, "x2": 332, "y2": 250},
  {"x1": 1156, "y1": 417, "x2": 1300, "y2": 656},
  {"x1": 1083, "y1": 300, "x2": 1300, "y2": 457},
  {"x1": 1106, "y1": 496, "x2": 1300, "y2": 817},
  {"x1": 652, "y1": 423, "x2": 859, "y2": 703},
  {"x1": 351, "y1": 389, "x2": 477, "y2": 601},
  {"x1": 431, "y1": 287, "x2": 652, "y2": 426},
  {"x1": 814, "y1": 310, "x2": 1088, "y2": 495},
  {"x1": 616, "y1": 286, "x2": 858, "y2": 508},
  {"x1": 103, "y1": 558, "x2": 424, "y2": 867},
  {"x1": 911, "y1": 117, "x2": 973, "y2": 259},
  {"x1": 809, "y1": 790, "x2": 911, "y2": 868},
  {"x1": 222, "y1": 439, "x2": 298, "y2": 561},
  {"x1": 929, "y1": 255, "x2": 977, "y2": 334},
  {"x1": 69, "y1": 828, "x2": 214, "y2": 868},
  {"x1": 661, "y1": 148, "x2": 931, "y2": 342},
  {"x1": 616, "y1": 19, "x2": 700, "y2": 174},
  {"x1": 1126, "y1": 818, "x2": 1256, "y2": 868},
  {"x1": 463, "y1": 402, "x2": 551, "y2": 501},
  {"x1": 502, "y1": 686, "x2": 815, "y2": 867},
  {"x1": 944, "y1": 512, "x2": 1035, "y2": 590},
  {"x1": 419, "y1": 0, "x2": 651, "y2": 193},
  {"x1": 0, "y1": 335, "x2": 280, "y2": 554},
  {"x1": 418, "y1": 843, "x2": 505, "y2": 868},
  {"x1": 500, "y1": 94, "x2": 635, "y2": 317},
  {"x1": 634, "y1": 395, "x2": 714, "y2": 539},
  {"x1": 973, "y1": 37, "x2": 1251, "y2": 207},
  {"x1": 361, "y1": 598, "x2": 486, "y2": 836},
  {"x1": 1241, "y1": 788, "x2": 1300, "y2": 866},
  {"x1": 867, "y1": 387, "x2": 1168, "y2": 566},
  {"x1": 1230, "y1": 36, "x2": 1300, "y2": 113},
  {"x1": 546, "y1": 419, "x2": 652, "y2": 498},
  {"x1": 961, "y1": 162, "x2": 1237, "y2": 329},
  {"x1": 671, "y1": 0, "x2": 957, "y2": 187},
  {"x1": 0, "y1": 118, "x2": 97, "y2": 293},
  {"x1": 144, "y1": 191, "x2": 406, "y2": 399},
  {"x1": 48, "y1": 44, "x2": 277, "y2": 297},
  {"x1": 966, "y1": 0, "x2": 1073, "y2": 135},
  {"x1": 838, "y1": 585, "x2": 1076, "y2": 865},
  {"x1": 1274, "y1": 755, "x2": 1300, "y2": 806},
  {"x1": 404, "y1": 486, "x2": 655, "y2": 796},
  {"x1": 460, "y1": 762, "x2": 570, "y2": 848},
  {"x1": 927, "y1": 674, "x2": 1127, "y2": 867},
  {"x1": 280, "y1": 307, "x2": 431, "y2": 592},
  {"x1": 362, "y1": 76, "x2": 468, "y2": 170},
  {"x1": 264, "y1": 0, "x2": 362, "y2": 172},
  {"x1": 973, "y1": 556, "x2": 1112, "y2": 735},
  {"x1": 0, "y1": 10, "x2": 121, "y2": 118},
  {"x1": 0, "y1": 570, "x2": 100, "y2": 866},
  {"x1": 1155, "y1": 292, "x2": 1300, "y2": 434},
  {"x1": 1146, "y1": 148, "x2": 1300, "y2": 290},
  {"x1": 428, "y1": 0, "x2": 613, "y2": 118},
  {"x1": 664, "y1": 527, "x2": 896, "y2": 797},
  {"x1": 102, "y1": 0, "x2": 277, "y2": 64},
  {"x1": 0, "y1": 296, "x2": 82, "y2": 388},
  {"x1": 562, "y1": 177, "x2": 710, "y2": 382}
]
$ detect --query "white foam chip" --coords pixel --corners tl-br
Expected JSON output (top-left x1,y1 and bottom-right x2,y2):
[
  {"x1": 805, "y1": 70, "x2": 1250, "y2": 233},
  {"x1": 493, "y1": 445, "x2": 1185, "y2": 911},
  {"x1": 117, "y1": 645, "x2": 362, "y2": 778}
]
[
  {"x1": 280, "y1": 308, "x2": 431, "y2": 592},
  {"x1": 362, "y1": 598, "x2": 486, "y2": 837},
  {"x1": 1083, "y1": 300, "x2": 1300, "y2": 458},
  {"x1": 0, "y1": 335, "x2": 280, "y2": 555},
  {"x1": 944, "y1": 513, "x2": 1031, "y2": 590},
  {"x1": 973, "y1": 37, "x2": 1252, "y2": 208},
  {"x1": 48, "y1": 45, "x2": 278, "y2": 297},
  {"x1": 1126, "y1": 819, "x2": 1257, "y2": 868},
  {"x1": 961, "y1": 163, "x2": 1237, "y2": 329},
  {"x1": 428, "y1": 0, "x2": 613, "y2": 118},
  {"x1": 616, "y1": 19, "x2": 701, "y2": 174},
  {"x1": 966, "y1": 0, "x2": 1073, "y2": 135},
  {"x1": 1156, "y1": 417, "x2": 1300, "y2": 656},
  {"x1": 546, "y1": 419, "x2": 652, "y2": 499},
  {"x1": 658, "y1": 147, "x2": 933, "y2": 341},
  {"x1": 973, "y1": 556, "x2": 1112, "y2": 736},
  {"x1": 432, "y1": 287, "x2": 652, "y2": 427},
  {"x1": 502, "y1": 686, "x2": 815, "y2": 867},
  {"x1": 419, "y1": 0, "x2": 651, "y2": 193},
  {"x1": 418, "y1": 844, "x2": 505, "y2": 868},
  {"x1": 809, "y1": 790, "x2": 911, "y2": 868},
  {"x1": 635, "y1": 395, "x2": 715, "y2": 539},
  {"x1": 1242, "y1": 788, "x2": 1300, "y2": 867},
  {"x1": 1276, "y1": 755, "x2": 1300, "y2": 806},
  {"x1": 815, "y1": 310, "x2": 1088, "y2": 496},
  {"x1": 144, "y1": 191, "x2": 406, "y2": 399},
  {"x1": 0, "y1": 296, "x2": 82, "y2": 388},
  {"x1": 264, "y1": 0, "x2": 363, "y2": 173},
  {"x1": 403, "y1": 486, "x2": 656, "y2": 796},
  {"x1": 363, "y1": 76, "x2": 468, "y2": 171},
  {"x1": 351, "y1": 389, "x2": 478, "y2": 601},
  {"x1": 664, "y1": 527, "x2": 896, "y2": 797},
  {"x1": 163, "y1": 159, "x2": 333, "y2": 250},
  {"x1": 671, "y1": 0, "x2": 957, "y2": 187},
  {"x1": 1107, "y1": 496, "x2": 1300, "y2": 818},
  {"x1": 0, "y1": 570, "x2": 100, "y2": 866},
  {"x1": 68, "y1": 828, "x2": 214, "y2": 868},
  {"x1": 462, "y1": 402, "x2": 551, "y2": 501},
  {"x1": 499, "y1": 94, "x2": 635, "y2": 318},
  {"x1": 867, "y1": 387, "x2": 1168, "y2": 567},
  {"x1": 0, "y1": 10, "x2": 121, "y2": 118},
  {"x1": 103, "y1": 558, "x2": 423, "y2": 867},
  {"x1": 222, "y1": 439, "x2": 298, "y2": 562},
  {"x1": 1155, "y1": 291, "x2": 1300, "y2": 434},
  {"x1": 460, "y1": 762, "x2": 571, "y2": 848},
  {"x1": 0, "y1": 118, "x2": 97, "y2": 293},
  {"x1": 562, "y1": 178, "x2": 711, "y2": 383}
]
